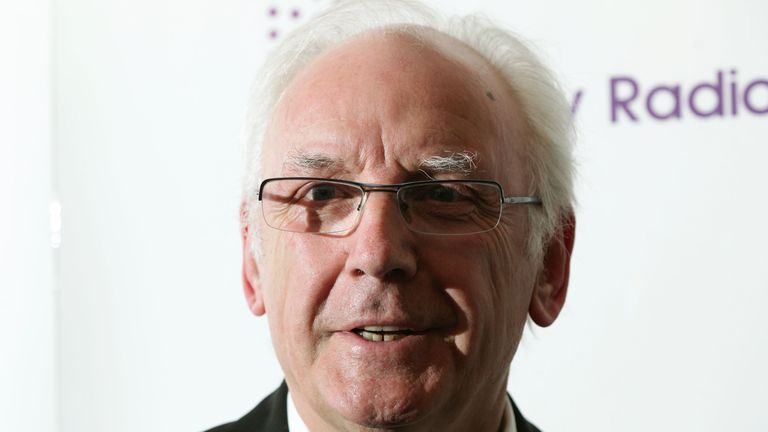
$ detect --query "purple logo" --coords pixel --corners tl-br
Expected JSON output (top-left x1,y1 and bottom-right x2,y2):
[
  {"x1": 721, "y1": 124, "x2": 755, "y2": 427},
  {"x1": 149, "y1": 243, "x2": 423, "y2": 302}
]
[
  {"x1": 267, "y1": 2, "x2": 330, "y2": 41},
  {"x1": 267, "y1": 5, "x2": 301, "y2": 40},
  {"x1": 607, "y1": 70, "x2": 768, "y2": 123}
]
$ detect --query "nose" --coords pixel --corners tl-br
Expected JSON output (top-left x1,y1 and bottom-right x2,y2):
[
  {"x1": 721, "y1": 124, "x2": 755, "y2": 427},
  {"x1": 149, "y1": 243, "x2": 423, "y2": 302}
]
[{"x1": 344, "y1": 191, "x2": 418, "y2": 281}]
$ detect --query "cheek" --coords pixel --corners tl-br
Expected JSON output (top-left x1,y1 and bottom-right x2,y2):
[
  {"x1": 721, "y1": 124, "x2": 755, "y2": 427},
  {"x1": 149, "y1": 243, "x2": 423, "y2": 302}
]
[
  {"x1": 428, "y1": 222, "x2": 533, "y2": 364},
  {"x1": 488, "y1": 216, "x2": 537, "y2": 336},
  {"x1": 422, "y1": 238, "x2": 497, "y2": 346},
  {"x1": 261, "y1": 233, "x2": 347, "y2": 360}
]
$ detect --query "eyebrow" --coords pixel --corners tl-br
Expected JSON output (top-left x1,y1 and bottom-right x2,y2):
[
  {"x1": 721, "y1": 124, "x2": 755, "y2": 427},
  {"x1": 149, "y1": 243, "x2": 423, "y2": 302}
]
[
  {"x1": 284, "y1": 150, "x2": 479, "y2": 178},
  {"x1": 418, "y1": 151, "x2": 478, "y2": 177},
  {"x1": 285, "y1": 151, "x2": 342, "y2": 172}
]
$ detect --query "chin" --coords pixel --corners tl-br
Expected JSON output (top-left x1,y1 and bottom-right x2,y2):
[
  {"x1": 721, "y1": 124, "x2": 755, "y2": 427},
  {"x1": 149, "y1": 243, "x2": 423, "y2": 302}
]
[{"x1": 318, "y1": 366, "x2": 452, "y2": 429}]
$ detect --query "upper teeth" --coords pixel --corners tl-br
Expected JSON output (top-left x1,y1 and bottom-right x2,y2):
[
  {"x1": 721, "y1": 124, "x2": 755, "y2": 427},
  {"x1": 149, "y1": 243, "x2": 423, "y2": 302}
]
[
  {"x1": 361, "y1": 326, "x2": 412, "y2": 332},
  {"x1": 356, "y1": 326, "x2": 414, "y2": 342}
]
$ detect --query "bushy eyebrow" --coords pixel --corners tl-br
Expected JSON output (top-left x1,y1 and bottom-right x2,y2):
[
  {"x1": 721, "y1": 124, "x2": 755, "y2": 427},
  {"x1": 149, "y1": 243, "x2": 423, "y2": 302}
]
[
  {"x1": 418, "y1": 151, "x2": 478, "y2": 177},
  {"x1": 285, "y1": 151, "x2": 342, "y2": 172},
  {"x1": 284, "y1": 150, "x2": 478, "y2": 178}
]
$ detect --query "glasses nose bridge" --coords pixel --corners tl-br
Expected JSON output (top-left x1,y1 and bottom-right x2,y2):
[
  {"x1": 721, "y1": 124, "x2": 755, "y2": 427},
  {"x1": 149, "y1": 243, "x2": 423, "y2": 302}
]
[
  {"x1": 360, "y1": 184, "x2": 400, "y2": 194},
  {"x1": 356, "y1": 184, "x2": 401, "y2": 213}
]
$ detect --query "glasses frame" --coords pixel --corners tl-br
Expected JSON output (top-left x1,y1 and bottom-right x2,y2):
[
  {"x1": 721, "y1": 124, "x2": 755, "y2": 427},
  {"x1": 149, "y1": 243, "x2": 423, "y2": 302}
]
[{"x1": 257, "y1": 176, "x2": 542, "y2": 235}]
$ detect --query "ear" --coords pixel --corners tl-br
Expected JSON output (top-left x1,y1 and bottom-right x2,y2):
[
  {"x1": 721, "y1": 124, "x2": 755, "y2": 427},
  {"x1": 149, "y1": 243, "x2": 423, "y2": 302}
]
[
  {"x1": 241, "y1": 203, "x2": 266, "y2": 316},
  {"x1": 529, "y1": 211, "x2": 575, "y2": 327}
]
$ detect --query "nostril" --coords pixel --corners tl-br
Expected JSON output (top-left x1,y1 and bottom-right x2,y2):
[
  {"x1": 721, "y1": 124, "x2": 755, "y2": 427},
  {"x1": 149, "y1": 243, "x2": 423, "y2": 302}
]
[
  {"x1": 383, "y1": 267, "x2": 410, "y2": 282},
  {"x1": 352, "y1": 265, "x2": 412, "y2": 281}
]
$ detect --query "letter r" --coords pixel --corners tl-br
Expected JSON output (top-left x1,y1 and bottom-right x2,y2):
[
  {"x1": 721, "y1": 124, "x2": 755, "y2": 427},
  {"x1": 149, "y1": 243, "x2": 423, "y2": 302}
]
[{"x1": 611, "y1": 76, "x2": 640, "y2": 123}]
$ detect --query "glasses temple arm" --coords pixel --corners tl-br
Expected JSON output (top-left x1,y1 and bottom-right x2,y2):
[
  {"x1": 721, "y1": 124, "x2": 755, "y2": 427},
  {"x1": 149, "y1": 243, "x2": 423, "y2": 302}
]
[{"x1": 502, "y1": 196, "x2": 542, "y2": 205}]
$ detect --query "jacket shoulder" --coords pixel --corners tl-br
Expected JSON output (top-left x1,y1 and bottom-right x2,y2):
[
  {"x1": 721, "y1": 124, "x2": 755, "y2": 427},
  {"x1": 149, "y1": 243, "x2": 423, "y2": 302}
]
[
  {"x1": 511, "y1": 396, "x2": 542, "y2": 432},
  {"x1": 203, "y1": 382, "x2": 289, "y2": 432}
]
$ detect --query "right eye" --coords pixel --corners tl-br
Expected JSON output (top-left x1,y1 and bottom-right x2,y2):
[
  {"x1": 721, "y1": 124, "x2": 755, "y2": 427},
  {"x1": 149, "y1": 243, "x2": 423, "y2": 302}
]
[{"x1": 306, "y1": 184, "x2": 338, "y2": 201}]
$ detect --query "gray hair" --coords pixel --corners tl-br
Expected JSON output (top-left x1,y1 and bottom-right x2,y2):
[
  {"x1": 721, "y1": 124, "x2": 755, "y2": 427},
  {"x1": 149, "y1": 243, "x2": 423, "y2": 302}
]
[{"x1": 242, "y1": 0, "x2": 575, "y2": 262}]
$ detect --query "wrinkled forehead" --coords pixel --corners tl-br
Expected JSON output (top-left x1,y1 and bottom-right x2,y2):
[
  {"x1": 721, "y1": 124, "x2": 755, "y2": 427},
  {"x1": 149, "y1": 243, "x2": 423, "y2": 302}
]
[
  {"x1": 263, "y1": 29, "x2": 528, "y2": 183},
  {"x1": 279, "y1": 32, "x2": 495, "y2": 118}
]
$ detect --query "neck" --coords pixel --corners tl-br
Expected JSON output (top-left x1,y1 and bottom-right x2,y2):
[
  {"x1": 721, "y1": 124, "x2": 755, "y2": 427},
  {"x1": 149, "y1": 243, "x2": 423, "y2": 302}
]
[{"x1": 290, "y1": 380, "x2": 509, "y2": 432}]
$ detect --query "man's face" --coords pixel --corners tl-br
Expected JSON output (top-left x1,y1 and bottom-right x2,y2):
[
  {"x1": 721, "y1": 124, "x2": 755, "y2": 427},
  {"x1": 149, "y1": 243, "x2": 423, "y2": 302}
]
[{"x1": 244, "y1": 33, "x2": 556, "y2": 431}]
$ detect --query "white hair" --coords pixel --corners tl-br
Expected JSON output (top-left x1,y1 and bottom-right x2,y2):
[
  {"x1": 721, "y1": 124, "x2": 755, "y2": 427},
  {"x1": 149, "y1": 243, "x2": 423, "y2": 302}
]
[{"x1": 242, "y1": 0, "x2": 575, "y2": 262}]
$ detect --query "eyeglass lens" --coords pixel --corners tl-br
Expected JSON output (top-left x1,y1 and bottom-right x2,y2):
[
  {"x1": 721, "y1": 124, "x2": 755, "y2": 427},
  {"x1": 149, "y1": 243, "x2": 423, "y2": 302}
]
[{"x1": 260, "y1": 179, "x2": 503, "y2": 235}]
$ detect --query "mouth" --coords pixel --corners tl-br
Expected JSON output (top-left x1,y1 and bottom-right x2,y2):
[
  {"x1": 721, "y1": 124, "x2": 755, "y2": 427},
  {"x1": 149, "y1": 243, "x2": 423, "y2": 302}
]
[{"x1": 352, "y1": 326, "x2": 417, "y2": 342}]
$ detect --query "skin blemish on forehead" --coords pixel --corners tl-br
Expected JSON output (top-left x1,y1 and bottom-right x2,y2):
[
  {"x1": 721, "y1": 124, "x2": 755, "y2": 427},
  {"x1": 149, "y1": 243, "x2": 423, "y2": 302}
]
[{"x1": 485, "y1": 91, "x2": 496, "y2": 101}]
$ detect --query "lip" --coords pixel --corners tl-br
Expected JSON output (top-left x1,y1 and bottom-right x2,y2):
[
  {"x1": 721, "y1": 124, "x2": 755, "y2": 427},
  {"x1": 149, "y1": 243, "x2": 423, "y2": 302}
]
[
  {"x1": 334, "y1": 330, "x2": 433, "y2": 352},
  {"x1": 351, "y1": 325, "x2": 424, "y2": 342},
  {"x1": 332, "y1": 318, "x2": 445, "y2": 347},
  {"x1": 343, "y1": 319, "x2": 431, "y2": 333}
]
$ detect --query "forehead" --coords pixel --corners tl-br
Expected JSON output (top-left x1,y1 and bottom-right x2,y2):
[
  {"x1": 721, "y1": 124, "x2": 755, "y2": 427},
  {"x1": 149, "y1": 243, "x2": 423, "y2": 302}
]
[{"x1": 263, "y1": 31, "x2": 527, "y2": 183}]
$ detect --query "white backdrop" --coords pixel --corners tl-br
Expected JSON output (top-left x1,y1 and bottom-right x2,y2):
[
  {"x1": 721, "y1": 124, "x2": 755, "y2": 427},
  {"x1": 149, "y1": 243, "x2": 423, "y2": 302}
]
[
  {"x1": 0, "y1": 0, "x2": 56, "y2": 431},
  {"x1": 5, "y1": 0, "x2": 766, "y2": 431}
]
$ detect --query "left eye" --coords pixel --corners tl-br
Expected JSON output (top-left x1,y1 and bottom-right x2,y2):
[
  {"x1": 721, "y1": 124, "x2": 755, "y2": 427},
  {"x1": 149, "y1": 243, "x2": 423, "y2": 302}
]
[{"x1": 427, "y1": 186, "x2": 461, "y2": 202}]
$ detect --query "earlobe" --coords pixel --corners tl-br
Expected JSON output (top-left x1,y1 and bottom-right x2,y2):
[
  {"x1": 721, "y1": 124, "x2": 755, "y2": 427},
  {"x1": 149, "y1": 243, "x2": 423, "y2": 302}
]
[
  {"x1": 529, "y1": 211, "x2": 575, "y2": 327},
  {"x1": 242, "y1": 205, "x2": 266, "y2": 316}
]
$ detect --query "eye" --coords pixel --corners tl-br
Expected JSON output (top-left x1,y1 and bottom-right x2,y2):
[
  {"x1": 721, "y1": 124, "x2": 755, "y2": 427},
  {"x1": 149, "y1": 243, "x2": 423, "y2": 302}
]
[
  {"x1": 307, "y1": 184, "x2": 338, "y2": 201},
  {"x1": 401, "y1": 183, "x2": 476, "y2": 205},
  {"x1": 427, "y1": 185, "x2": 461, "y2": 202}
]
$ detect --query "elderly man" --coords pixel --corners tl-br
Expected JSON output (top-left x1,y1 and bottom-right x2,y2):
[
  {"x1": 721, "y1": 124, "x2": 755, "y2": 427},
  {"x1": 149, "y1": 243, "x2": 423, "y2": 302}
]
[{"x1": 207, "y1": 0, "x2": 575, "y2": 431}]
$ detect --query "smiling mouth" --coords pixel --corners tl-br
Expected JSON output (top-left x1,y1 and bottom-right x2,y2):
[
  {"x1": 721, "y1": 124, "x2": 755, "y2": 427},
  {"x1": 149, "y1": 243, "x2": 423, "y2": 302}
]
[{"x1": 353, "y1": 326, "x2": 416, "y2": 342}]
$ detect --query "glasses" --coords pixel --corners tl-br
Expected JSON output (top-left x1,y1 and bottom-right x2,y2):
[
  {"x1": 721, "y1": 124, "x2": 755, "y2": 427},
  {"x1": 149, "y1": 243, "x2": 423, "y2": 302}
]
[{"x1": 257, "y1": 177, "x2": 541, "y2": 236}]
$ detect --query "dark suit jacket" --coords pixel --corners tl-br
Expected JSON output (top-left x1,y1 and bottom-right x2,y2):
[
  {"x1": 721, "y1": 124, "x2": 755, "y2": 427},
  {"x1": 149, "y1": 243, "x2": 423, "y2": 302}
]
[{"x1": 205, "y1": 381, "x2": 542, "y2": 432}]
